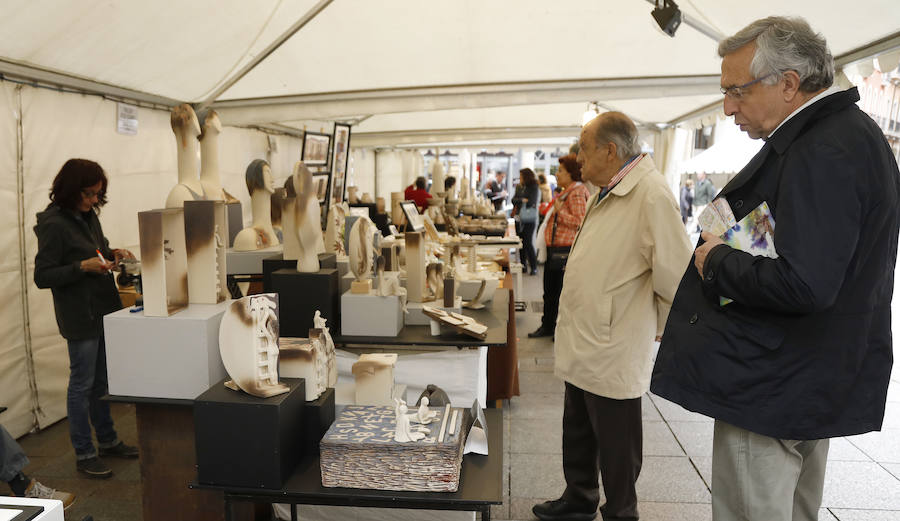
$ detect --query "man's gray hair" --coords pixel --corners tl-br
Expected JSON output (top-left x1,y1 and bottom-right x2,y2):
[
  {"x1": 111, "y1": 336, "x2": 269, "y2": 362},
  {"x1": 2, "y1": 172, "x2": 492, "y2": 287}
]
[
  {"x1": 718, "y1": 16, "x2": 834, "y2": 92},
  {"x1": 593, "y1": 112, "x2": 641, "y2": 160}
]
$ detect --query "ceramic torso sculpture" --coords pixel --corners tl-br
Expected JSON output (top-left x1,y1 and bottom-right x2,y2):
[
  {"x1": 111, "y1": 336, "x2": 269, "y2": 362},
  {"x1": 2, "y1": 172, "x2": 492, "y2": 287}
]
[
  {"x1": 219, "y1": 293, "x2": 289, "y2": 398},
  {"x1": 348, "y1": 217, "x2": 375, "y2": 282},
  {"x1": 198, "y1": 109, "x2": 226, "y2": 201},
  {"x1": 233, "y1": 160, "x2": 280, "y2": 251},
  {"x1": 291, "y1": 161, "x2": 325, "y2": 272},
  {"x1": 166, "y1": 104, "x2": 206, "y2": 208}
]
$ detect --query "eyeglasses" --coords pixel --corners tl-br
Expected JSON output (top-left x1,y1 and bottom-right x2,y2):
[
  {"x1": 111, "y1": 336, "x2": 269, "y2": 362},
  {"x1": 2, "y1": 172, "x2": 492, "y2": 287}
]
[
  {"x1": 81, "y1": 189, "x2": 101, "y2": 199},
  {"x1": 720, "y1": 73, "x2": 776, "y2": 100}
]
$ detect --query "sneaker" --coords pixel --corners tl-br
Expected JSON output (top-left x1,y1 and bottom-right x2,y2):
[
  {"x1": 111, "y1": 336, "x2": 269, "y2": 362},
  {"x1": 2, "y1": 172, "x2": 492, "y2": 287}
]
[
  {"x1": 528, "y1": 326, "x2": 554, "y2": 338},
  {"x1": 99, "y1": 441, "x2": 139, "y2": 458},
  {"x1": 76, "y1": 456, "x2": 113, "y2": 479},
  {"x1": 24, "y1": 479, "x2": 76, "y2": 509},
  {"x1": 532, "y1": 498, "x2": 597, "y2": 521}
]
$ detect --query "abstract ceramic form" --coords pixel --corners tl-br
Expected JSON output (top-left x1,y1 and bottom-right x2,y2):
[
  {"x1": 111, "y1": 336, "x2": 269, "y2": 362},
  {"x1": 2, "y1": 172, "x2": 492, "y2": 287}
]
[
  {"x1": 425, "y1": 263, "x2": 444, "y2": 302},
  {"x1": 375, "y1": 256, "x2": 408, "y2": 312},
  {"x1": 183, "y1": 200, "x2": 228, "y2": 304},
  {"x1": 219, "y1": 293, "x2": 290, "y2": 398},
  {"x1": 348, "y1": 217, "x2": 375, "y2": 293},
  {"x1": 291, "y1": 161, "x2": 325, "y2": 272},
  {"x1": 278, "y1": 331, "x2": 326, "y2": 401},
  {"x1": 323, "y1": 203, "x2": 347, "y2": 258},
  {"x1": 404, "y1": 231, "x2": 427, "y2": 303},
  {"x1": 312, "y1": 310, "x2": 337, "y2": 387},
  {"x1": 233, "y1": 160, "x2": 280, "y2": 251},
  {"x1": 198, "y1": 109, "x2": 227, "y2": 202},
  {"x1": 138, "y1": 208, "x2": 189, "y2": 316},
  {"x1": 166, "y1": 103, "x2": 205, "y2": 208}
]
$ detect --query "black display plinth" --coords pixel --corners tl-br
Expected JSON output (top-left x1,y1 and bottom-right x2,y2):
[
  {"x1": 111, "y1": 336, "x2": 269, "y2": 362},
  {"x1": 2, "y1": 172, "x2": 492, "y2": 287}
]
[
  {"x1": 226, "y1": 201, "x2": 242, "y2": 247},
  {"x1": 304, "y1": 387, "x2": 335, "y2": 456},
  {"x1": 194, "y1": 378, "x2": 305, "y2": 489},
  {"x1": 263, "y1": 253, "x2": 337, "y2": 292},
  {"x1": 270, "y1": 268, "x2": 339, "y2": 335}
]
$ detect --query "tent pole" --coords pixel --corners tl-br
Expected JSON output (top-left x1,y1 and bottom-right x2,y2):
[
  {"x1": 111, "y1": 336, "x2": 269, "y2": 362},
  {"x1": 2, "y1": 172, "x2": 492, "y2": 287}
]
[{"x1": 197, "y1": 0, "x2": 335, "y2": 110}]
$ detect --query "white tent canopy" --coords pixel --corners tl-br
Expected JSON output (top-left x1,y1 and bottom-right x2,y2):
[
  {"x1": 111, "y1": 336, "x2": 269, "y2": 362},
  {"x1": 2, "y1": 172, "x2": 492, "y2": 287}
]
[{"x1": 1, "y1": 0, "x2": 898, "y2": 146}]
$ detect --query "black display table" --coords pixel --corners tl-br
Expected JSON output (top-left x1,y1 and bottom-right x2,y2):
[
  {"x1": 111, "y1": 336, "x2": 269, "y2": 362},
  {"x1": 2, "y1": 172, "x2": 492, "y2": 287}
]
[
  {"x1": 335, "y1": 285, "x2": 510, "y2": 349},
  {"x1": 191, "y1": 409, "x2": 503, "y2": 521}
]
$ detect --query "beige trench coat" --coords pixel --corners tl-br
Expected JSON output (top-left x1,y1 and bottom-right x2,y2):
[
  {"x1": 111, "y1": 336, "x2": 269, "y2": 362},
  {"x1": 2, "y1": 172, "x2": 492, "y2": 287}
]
[{"x1": 554, "y1": 156, "x2": 692, "y2": 399}]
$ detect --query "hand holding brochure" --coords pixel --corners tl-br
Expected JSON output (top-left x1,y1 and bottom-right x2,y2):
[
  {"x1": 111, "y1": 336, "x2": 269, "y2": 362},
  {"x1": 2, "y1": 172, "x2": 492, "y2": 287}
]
[{"x1": 700, "y1": 199, "x2": 777, "y2": 305}]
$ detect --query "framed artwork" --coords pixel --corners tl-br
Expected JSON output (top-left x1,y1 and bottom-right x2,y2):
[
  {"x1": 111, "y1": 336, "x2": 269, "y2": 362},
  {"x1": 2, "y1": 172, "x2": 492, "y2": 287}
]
[
  {"x1": 302, "y1": 131, "x2": 331, "y2": 166},
  {"x1": 329, "y1": 123, "x2": 352, "y2": 203},
  {"x1": 312, "y1": 173, "x2": 330, "y2": 202},
  {"x1": 400, "y1": 201, "x2": 425, "y2": 232}
]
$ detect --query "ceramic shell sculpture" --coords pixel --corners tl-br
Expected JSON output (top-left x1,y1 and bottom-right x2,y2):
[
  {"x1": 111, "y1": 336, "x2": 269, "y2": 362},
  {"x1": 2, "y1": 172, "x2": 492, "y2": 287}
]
[
  {"x1": 292, "y1": 161, "x2": 325, "y2": 272},
  {"x1": 348, "y1": 217, "x2": 375, "y2": 282},
  {"x1": 219, "y1": 294, "x2": 289, "y2": 398}
]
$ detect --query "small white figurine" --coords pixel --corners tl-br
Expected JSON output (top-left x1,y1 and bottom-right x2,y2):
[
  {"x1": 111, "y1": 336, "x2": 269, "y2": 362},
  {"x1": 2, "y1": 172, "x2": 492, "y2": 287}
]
[
  {"x1": 416, "y1": 396, "x2": 438, "y2": 424},
  {"x1": 394, "y1": 402, "x2": 426, "y2": 443}
]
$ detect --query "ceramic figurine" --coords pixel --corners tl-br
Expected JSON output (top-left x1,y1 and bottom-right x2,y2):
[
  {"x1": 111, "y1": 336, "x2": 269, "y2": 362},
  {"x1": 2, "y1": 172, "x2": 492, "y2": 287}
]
[
  {"x1": 394, "y1": 402, "x2": 426, "y2": 442},
  {"x1": 416, "y1": 396, "x2": 438, "y2": 424},
  {"x1": 425, "y1": 263, "x2": 444, "y2": 302},
  {"x1": 219, "y1": 294, "x2": 290, "y2": 398},
  {"x1": 290, "y1": 161, "x2": 325, "y2": 272},
  {"x1": 313, "y1": 310, "x2": 337, "y2": 387},
  {"x1": 166, "y1": 103, "x2": 205, "y2": 208},
  {"x1": 233, "y1": 160, "x2": 280, "y2": 251},
  {"x1": 375, "y1": 256, "x2": 408, "y2": 312}
]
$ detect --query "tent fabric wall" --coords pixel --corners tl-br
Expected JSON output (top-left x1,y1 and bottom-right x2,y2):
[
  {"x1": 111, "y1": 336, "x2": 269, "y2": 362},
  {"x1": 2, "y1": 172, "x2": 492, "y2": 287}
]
[
  {"x1": 1, "y1": 81, "x2": 302, "y2": 438},
  {"x1": 0, "y1": 82, "x2": 34, "y2": 438},
  {"x1": 348, "y1": 149, "x2": 375, "y2": 199}
]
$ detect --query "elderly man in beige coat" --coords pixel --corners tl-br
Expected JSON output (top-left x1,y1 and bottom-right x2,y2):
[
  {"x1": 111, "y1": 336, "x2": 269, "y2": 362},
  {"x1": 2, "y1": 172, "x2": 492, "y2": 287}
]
[{"x1": 533, "y1": 112, "x2": 691, "y2": 521}]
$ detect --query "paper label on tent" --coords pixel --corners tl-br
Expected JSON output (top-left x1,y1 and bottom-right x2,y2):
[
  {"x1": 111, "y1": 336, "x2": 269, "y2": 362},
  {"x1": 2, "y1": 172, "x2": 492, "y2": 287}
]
[
  {"x1": 116, "y1": 102, "x2": 138, "y2": 135},
  {"x1": 464, "y1": 400, "x2": 488, "y2": 455}
]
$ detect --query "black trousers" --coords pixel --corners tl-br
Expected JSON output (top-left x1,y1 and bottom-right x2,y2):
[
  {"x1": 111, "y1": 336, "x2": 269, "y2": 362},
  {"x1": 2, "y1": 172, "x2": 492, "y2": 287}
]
[
  {"x1": 561, "y1": 382, "x2": 642, "y2": 520},
  {"x1": 540, "y1": 256, "x2": 566, "y2": 331},
  {"x1": 519, "y1": 221, "x2": 537, "y2": 272}
]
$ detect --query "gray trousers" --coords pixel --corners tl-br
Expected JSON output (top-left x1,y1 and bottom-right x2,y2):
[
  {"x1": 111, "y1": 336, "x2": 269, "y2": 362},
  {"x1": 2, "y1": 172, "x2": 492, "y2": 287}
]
[
  {"x1": 0, "y1": 425, "x2": 29, "y2": 483},
  {"x1": 712, "y1": 420, "x2": 829, "y2": 521}
]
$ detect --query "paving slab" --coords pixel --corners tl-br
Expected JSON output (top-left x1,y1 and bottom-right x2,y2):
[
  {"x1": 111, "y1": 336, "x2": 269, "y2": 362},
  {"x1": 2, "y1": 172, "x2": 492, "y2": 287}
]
[
  {"x1": 517, "y1": 370, "x2": 564, "y2": 395},
  {"x1": 643, "y1": 421, "x2": 685, "y2": 457},
  {"x1": 689, "y1": 456, "x2": 712, "y2": 490},
  {"x1": 636, "y1": 456, "x2": 710, "y2": 503},
  {"x1": 845, "y1": 429, "x2": 900, "y2": 463},
  {"x1": 637, "y1": 501, "x2": 711, "y2": 521},
  {"x1": 829, "y1": 437, "x2": 873, "y2": 461},
  {"x1": 821, "y1": 461, "x2": 900, "y2": 510},
  {"x1": 667, "y1": 421, "x2": 713, "y2": 457},
  {"x1": 648, "y1": 394, "x2": 713, "y2": 423},
  {"x1": 510, "y1": 453, "x2": 566, "y2": 498},
  {"x1": 509, "y1": 393, "x2": 564, "y2": 421},
  {"x1": 510, "y1": 417, "x2": 561, "y2": 454},
  {"x1": 828, "y1": 509, "x2": 900, "y2": 520}
]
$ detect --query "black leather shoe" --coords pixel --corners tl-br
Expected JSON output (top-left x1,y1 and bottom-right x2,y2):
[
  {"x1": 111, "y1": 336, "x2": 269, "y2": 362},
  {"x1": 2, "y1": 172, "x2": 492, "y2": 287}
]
[
  {"x1": 99, "y1": 442, "x2": 139, "y2": 458},
  {"x1": 532, "y1": 499, "x2": 597, "y2": 521},
  {"x1": 76, "y1": 457, "x2": 112, "y2": 479},
  {"x1": 528, "y1": 326, "x2": 554, "y2": 338}
]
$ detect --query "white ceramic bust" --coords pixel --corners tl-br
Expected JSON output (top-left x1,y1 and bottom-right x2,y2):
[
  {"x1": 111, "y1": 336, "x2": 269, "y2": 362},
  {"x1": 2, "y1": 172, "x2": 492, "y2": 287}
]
[
  {"x1": 198, "y1": 109, "x2": 226, "y2": 201},
  {"x1": 290, "y1": 161, "x2": 325, "y2": 272},
  {"x1": 233, "y1": 160, "x2": 280, "y2": 251},
  {"x1": 219, "y1": 294, "x2": 289, "y2": 398},
  {"x1": 348, "y1": 217, "x2": 375, "y2": 282},
  {"x1": 166, "y1": 104, "x2": 206, "y2": 208}
]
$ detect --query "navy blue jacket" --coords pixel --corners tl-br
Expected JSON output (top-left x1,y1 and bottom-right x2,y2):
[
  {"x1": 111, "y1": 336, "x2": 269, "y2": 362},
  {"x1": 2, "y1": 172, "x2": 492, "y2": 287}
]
[
  {"x1": 34, "y1": 205, "x2": 122, "y2": 340},
  {"x1": 651, "y1": 88, "x2": 900, "y2": 439}
]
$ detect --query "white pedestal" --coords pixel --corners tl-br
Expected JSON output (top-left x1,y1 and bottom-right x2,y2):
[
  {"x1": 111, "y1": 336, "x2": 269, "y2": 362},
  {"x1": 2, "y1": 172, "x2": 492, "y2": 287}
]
[
  {"x1": 340, "y1": 292, "x2": 403, "y2": 337},
  {"x1": 457, "y1": 278, "x2": 499, "y2": 302},
  {"x1": 104, "y1": 301, "x2": 231, "y2": 400},
  {"x1": 405, "y1": 299, "x2": 463, "y2": 326},
  {"x1": 226, "y1": 245, "x2": 283, "y2": 274},
  {"x1": 0, "y1": 497, "x2": 65, "y2": 520}
]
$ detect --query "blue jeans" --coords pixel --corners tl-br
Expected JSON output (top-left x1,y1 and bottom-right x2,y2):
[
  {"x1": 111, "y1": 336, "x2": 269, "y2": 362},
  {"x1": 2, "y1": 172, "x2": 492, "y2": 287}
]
[
  {"x1": 0, "y1": 425, "x2": 29, "y2": 482},
  {"x1": 67, "y1": 335, "x2": 118, "y2": 460}
]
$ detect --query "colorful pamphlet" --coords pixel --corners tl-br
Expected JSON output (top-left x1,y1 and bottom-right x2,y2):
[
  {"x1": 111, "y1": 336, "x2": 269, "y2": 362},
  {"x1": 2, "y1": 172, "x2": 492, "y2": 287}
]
[{"x1": 717, "y1": 201, "x2": 777, "y2": 305}]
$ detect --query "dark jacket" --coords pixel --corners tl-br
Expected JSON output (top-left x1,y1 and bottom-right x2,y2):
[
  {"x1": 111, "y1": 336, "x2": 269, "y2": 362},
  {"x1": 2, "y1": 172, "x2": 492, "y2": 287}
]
[
  {"x1": 34, "y1": 204, "x2": 122, "y2": 340},
  {"x1": 651, "y1": 88, "x2": 900, "y2": 440},
  {"x1": 680, "y1": 186, "x2": 693, "y2": 219},
  {"x1": 512, "y1": 183, "x2": 540, "y2": 222}
]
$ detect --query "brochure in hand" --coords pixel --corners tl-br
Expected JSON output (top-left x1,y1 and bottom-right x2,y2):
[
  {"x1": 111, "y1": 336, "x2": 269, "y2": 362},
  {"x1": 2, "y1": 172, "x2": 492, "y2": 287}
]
[{"x1": 700, "y1": 199, "x2": 777, "y2": 305}]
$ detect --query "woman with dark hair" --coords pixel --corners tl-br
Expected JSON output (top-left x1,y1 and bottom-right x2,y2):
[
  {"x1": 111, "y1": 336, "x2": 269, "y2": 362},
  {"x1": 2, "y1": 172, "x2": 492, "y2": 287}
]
[
  {"x1": 512, "y1": 168, "x2": 541, "y2": 275},
  {"x1": 529, "y1": 154, "x2": 590, "y2": 338},
  {"x1": 33, "y1": 159, "x2": 138, "y2": 479}
]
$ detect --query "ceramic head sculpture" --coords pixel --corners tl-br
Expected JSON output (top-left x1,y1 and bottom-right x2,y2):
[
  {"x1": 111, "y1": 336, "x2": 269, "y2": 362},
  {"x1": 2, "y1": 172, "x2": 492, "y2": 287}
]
[
  {"x1": 232, "y1": 160, "x2": 280, "y2": 251},
  {"x1": 197, "y1": 109, "x2": 226, "y2": 201},
  {"x1": 218, "y1": 293, "x2": 289, "y2": 398},
  {"x1": 348, "y1": 217, "x2": 375, "y2": 282},
  {"x1": 166, "y1": 103, "x2": 205, "y2": 208},
  {"x1": 291, "y1": 161, "x2": 325, "y2": 272}
]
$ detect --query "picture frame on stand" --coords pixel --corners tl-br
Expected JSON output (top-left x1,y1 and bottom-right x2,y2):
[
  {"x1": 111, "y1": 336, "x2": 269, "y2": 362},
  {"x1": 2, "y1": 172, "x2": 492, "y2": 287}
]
[
  {"x1": 329, "y1": 123, "x2": 352, "y2": 204},
  {"x1": 302, "y1": 131, "x2": 331, "y2": 166}
]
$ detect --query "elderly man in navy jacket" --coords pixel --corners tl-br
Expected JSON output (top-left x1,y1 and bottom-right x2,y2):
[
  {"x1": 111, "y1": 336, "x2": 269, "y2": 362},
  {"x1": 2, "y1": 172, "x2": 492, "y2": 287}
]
[{"x1": 651, "y1": 16, "x2": 900, "y2": 521}]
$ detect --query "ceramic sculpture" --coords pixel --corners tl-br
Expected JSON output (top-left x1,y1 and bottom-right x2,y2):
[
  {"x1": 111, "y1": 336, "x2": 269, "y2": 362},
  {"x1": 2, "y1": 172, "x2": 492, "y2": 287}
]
[
  {"x1": 278, "y1": 331, "x2": 326, "y2": 401},
  {"x1": 425, "y1": 263, "x2": 444, "y2": 302},
  {"x1": 360, "y1": 192, "x2": 373, "y2": 204},
  {"x1": 416, "y1": 397, "x2": 438, "y2": 424},
  {"x1": 166, "y1": 103, "x2": 205, "y2": 208},
  {"x1": 347, "y1": 186, "x2": 359, "y2": 204},
  {"x1": 429, "y1": 158, "x2": 446, "y2": 197},
  {"x1": 219, "y1": 293, "x2": 290, "y2": 398},
  {"x1": 394, "y1": 402, "x2": 426, "y2": 442},
  {"x1": 323, "y1": 203, "x2": 347, "y2": 258},
  {"x1": 233, "y1": 160, "x2": 280, "y2": 251},
  {"x1": 375, "y1": 256, "x2": 408, "y2": 312},
  {"x1": 391, "y1": 192, "x2": 404, "y2": 225},
  {"x1": 183, "y1": 200, "x2": 227, "y2": 304},
  {"x1": 198, "y1": 109, "x2": 227, "y2": 201},
  {"x1": 348, "y1": 216, "x2": 375, "y2": 293},
  {"x1": 290, "y1": 161, "x2": 325, "y2": 272},
  {"x1": 405, "y1": 231, "x2": 427, "y2": 303},
  {"x1": 313, "y1": 310, "x2": 337, "y2": 387},
  {"x1": 138, "y1": 208, "x2": 189, "y2": 316},
  {"x1": 352, "y1": 353, "x2": 398, "y2": 406},
  {"x1": 376, "y1": 197, "x2": 386, "y2": 215}
]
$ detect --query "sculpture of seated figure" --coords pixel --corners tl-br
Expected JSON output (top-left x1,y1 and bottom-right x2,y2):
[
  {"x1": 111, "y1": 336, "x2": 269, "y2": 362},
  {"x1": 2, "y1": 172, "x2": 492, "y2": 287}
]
[
  {"x1": 394, "y1": 402, "x2": 426, "y2": 443},
  {"x1": 233, "y1": 159, "x2": 280, "y2": 251},
  {"x1": 415, "y1": 396, "x2": 438, "y2": 424},
  {"x1": 166, "y1": 103, "x2": 206, "y2": 208}
]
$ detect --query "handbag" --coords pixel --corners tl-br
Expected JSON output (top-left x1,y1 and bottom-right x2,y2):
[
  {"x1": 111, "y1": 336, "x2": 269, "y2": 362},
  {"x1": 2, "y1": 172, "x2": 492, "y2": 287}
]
[
  {"x1": 519, "y1": 204, "x2": 538, "y2": 223},
  {"x1": 544, "y1": 210, "x2": 571, "y2": 271}
]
